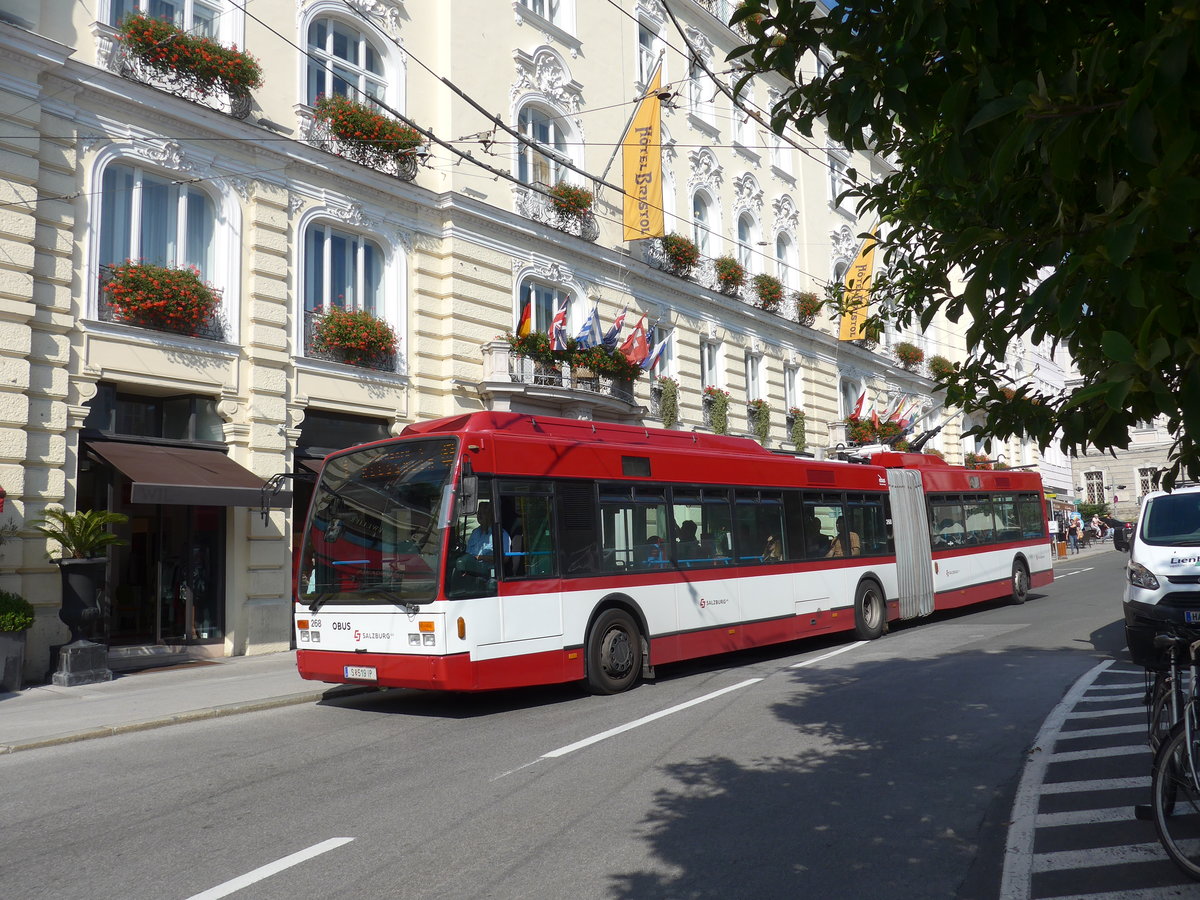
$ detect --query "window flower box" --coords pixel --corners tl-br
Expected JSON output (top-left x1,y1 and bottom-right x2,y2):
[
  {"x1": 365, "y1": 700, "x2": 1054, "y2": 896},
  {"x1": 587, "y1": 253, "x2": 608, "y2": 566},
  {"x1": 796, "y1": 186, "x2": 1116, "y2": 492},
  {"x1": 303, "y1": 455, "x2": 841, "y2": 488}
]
[
  {"x1": 751, "y1": 274, "x2": 783, "y2": 312},
  {"x1": 794, "y1": 290, "x2": 824, "y2": 326},
  {"x1": 660, "y1": 233, "x2": 700, "y2": 278},
  {"x1": 895, "y1": 341, "x2": 925, "y2": 371},
  {"x1": 787, "y1": 407, "x2": 806, "y2": 451},
  {"x1": 748, "y1": 398, "x2": 771, "y2": 443},
  {"x1": 312, "y1": 94, "x2": 422, "y2": 181},
  {"x1": 115, "y1": 13, "x2": 262, "y2": 119},
  {"x1": 548, "y1": 182, "x2": 594, "y2": 218},
  {"x1": 310, "y1": 306, "x2": 398, "y2": 370},
  {"x1": 100, "y1": 262, "x2": 224, "y2": 340},
  {"x1": 703, "y1": 385, "x2": 730, "y2": 434},
  {"x1": 714, "y1": 255, "x2": 746, "y2": 296}
]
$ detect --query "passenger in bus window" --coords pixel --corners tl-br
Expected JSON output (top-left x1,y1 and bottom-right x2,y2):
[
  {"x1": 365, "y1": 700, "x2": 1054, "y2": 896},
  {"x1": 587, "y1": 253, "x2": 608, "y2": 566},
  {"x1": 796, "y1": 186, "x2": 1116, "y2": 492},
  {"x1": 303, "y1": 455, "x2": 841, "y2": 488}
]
[
  {"x1": 644, "y1": 535, "x2": 665, "y2": 566},
  {"x1": 761, "y1": 534, "x2": 782, "y2": 561},
  {"x1": 677, "y1": 520, "x2": 701, "y2": 560},
  {"x1": 805, "y1": 512, "x2": 831, "y2": 556},
  {"x1": 827, "y1": 516, "x2": 861, "y2": 558}
]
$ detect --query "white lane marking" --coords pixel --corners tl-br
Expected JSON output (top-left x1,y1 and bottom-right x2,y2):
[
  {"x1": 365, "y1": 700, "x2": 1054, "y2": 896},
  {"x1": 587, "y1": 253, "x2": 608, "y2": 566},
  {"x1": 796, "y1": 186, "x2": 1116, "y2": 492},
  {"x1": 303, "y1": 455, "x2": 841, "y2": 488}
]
[
  {"x1": 185, "y1": 838, "x2": 354, "y2": 899},
  {"x1": 1032, "y1": 890, "x2": 1187, "y2": 900},
  {"x1": 1087, "y1": 682, "x2": 1144, "y2": 691},
  {"x1": 1032, "y1": 842, "x2": 1165, "y2": 873},
  {"x1": 1039, "y1": 776, "x2": 1149, "y2": 794},
  {"x1": 790, "y1": 640, "x2": 868, "y2": 668},
  {"x1": 1076, "y1": 692, "x2": 1145, "y2": 702},
  {"x1": 541, "y1": 678, "x2": 763, "y2": 759},
  {"x1": 1049, "y1": 745, "x2": 1146, "y2": 762},
  {"x1": 1036, "y1": 806, "x2": 1139, "y2": 827},
  {"x1": 1054, "y1": 567, "x2": 1095, "y2": 577},
  {"x1": 1065, "y1": 707, "x2": 1144, "y2": 720},
  {"x1": 1055, "y1": 724, "x2": 1145, "y2": 740},
  {"x1": 999, "y1": 659, "x2": 1113, "y2": 900}
]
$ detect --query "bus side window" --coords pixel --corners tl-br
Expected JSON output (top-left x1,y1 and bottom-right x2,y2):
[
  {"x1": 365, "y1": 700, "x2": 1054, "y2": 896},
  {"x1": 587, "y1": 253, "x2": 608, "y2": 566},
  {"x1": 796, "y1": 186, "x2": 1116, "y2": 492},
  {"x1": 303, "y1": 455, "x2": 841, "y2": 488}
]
[
  {"x1": 499, "y1": 486, "x2": 557, "y2": 578},
  {"x1": 557, "y1": 481, "x2": 600, "y2": 576}
]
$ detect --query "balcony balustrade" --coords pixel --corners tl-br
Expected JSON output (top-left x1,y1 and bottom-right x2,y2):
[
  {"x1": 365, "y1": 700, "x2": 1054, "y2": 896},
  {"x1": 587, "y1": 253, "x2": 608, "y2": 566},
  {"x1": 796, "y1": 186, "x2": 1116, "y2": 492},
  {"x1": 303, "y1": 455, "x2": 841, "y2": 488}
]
[{"x1": 513, "y1": 185, "x2": 600, "y2": 243}]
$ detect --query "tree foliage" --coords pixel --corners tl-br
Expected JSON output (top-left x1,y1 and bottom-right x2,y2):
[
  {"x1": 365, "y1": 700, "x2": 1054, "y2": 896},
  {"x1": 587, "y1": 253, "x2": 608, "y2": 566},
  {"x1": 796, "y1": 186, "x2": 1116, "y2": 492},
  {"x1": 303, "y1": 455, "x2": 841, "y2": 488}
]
[{"x1": 731, "y1": 0, "x2": 1200, "y2": 486}]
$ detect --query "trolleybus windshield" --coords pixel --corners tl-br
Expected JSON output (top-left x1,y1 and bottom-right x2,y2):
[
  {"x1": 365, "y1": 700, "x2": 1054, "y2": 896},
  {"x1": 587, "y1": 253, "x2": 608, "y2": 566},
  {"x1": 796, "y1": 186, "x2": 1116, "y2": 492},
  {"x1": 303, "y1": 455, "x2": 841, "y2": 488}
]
[{"x1": 298, "y1": 437, "x2": 458, "y2": 607}]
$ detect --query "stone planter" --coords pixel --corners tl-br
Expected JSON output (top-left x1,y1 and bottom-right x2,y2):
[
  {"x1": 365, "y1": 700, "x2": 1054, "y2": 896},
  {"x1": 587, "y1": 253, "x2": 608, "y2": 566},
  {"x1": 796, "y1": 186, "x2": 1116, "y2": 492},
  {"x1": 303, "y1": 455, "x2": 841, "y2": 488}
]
[
  {"x1": 0, "y1": 630, "x2": 26, "y2": 692},
  {"x1": 57, "y1": 557, "x2": 109, "y2": 643}
]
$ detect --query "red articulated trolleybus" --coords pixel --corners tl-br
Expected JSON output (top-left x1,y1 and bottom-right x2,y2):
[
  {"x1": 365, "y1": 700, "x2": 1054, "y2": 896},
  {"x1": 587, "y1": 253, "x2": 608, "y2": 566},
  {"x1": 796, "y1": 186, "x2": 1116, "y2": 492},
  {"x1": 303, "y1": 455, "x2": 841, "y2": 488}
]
[{"x1": 294, "y1": 412, "x2": 1052, "y2": 694}]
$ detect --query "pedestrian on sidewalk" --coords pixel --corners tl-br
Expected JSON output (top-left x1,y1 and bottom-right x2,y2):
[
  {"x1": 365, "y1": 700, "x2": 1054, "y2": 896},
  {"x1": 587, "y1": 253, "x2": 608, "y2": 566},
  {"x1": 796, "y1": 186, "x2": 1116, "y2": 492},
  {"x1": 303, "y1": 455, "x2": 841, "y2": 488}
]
[{"x1": 1068, "y1": 520, "x2": 1080, "y2": 554}]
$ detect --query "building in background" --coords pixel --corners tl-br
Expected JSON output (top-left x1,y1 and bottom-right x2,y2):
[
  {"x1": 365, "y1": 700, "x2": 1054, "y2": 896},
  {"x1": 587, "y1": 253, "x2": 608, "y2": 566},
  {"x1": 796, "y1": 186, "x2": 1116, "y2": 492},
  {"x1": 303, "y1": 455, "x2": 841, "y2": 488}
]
[{"x1": 0, "y1": 0, "x2": 1064, "y2": 679}]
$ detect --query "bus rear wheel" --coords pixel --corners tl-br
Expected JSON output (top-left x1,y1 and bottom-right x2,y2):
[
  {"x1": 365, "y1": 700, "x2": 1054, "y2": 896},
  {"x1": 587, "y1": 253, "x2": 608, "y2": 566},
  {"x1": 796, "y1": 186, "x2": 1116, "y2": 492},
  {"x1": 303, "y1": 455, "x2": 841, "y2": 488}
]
[
  {"x1": 854, "y1": 581, "x2": 885, "y2": 640},
  {"x1": 586, "y1": 608, "x2": 642, "y2": 695},
  {"x1": 1011, "y1": 560, "x2": 1030, "y2": 605}
]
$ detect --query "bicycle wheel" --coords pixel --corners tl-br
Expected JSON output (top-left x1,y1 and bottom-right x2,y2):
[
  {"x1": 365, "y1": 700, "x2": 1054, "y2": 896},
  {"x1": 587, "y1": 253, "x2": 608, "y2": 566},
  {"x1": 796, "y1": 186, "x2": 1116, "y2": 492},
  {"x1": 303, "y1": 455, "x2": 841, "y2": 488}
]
[{"x1": 1152, "y1": 725, "x2": 1200, "y2": 880}]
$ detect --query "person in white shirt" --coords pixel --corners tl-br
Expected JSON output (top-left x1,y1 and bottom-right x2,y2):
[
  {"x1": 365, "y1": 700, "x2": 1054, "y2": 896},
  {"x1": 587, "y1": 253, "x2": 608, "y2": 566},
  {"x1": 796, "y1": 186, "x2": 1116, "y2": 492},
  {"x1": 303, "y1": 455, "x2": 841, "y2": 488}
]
[{"x1": 466, "y1": 501, "x2": 510, "y2": 561}]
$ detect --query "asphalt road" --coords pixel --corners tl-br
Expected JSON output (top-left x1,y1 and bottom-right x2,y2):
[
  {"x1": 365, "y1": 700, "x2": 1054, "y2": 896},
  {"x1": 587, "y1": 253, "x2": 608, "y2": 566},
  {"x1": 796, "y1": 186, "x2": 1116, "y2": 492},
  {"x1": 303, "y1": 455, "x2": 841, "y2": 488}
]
[{"x1": 0, "y1": 550, "x2": 1135, "y2": 900}]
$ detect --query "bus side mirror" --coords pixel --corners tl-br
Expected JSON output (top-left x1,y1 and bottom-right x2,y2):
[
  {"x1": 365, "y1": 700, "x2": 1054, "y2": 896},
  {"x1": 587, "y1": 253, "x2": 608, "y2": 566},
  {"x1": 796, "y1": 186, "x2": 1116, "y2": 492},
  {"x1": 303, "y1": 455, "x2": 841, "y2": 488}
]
[{"x1": 458, "y1": 474, "x2": 479, "y2": 517}]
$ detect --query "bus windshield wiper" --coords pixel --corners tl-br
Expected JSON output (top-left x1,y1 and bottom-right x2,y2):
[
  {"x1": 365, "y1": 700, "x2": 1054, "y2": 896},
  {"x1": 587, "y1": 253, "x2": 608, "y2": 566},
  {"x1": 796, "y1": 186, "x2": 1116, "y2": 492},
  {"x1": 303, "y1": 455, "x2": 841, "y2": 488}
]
[{"x1": 308, "y1": 592, "x2": 334, "y2": 613}]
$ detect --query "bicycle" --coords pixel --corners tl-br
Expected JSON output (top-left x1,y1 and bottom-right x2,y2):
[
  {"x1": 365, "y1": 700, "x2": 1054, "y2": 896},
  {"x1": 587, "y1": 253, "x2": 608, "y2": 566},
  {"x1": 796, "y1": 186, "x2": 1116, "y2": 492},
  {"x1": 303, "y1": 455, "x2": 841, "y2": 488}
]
[
  {"x1": 1149, "y1": 632, "x2": 1200, "y2": 880},
  {"x1": 1146, "y1": 631, "x2": 1189, "y2": 754}
]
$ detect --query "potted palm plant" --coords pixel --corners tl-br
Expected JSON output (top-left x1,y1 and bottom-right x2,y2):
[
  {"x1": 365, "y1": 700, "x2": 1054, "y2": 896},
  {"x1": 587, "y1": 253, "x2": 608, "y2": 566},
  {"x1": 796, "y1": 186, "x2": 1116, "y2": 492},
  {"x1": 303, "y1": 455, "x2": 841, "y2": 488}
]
[
  {"x1": 30, "y1": 508, "x2": 128, "y2": 644},
  {"x1": 0, "y1": 589, "x2": 34, "y2": 692}
]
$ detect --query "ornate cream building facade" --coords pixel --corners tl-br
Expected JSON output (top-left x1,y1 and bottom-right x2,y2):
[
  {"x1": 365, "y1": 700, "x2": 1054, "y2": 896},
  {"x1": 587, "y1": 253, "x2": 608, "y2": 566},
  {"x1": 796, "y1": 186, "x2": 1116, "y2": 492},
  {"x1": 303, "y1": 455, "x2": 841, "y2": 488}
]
[{"x1": 0, "y1": 0, "x2": 1055, "y2": 680}]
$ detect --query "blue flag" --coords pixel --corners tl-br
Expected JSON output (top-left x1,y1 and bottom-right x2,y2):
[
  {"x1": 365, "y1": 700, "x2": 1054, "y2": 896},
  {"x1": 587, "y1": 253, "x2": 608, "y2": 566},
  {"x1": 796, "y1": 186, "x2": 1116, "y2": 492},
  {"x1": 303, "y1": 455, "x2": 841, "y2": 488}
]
[
  {"x1": 575, "y1": 305, "x2": 602, "y2": 349},
  {"x1": 601, "y1": 306, "x2": 627, "y2": 350}
]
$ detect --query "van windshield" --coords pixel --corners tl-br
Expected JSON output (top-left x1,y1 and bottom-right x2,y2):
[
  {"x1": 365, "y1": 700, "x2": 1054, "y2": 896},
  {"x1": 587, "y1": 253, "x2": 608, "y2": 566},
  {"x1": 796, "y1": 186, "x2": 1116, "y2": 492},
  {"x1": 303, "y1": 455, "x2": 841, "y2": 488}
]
[
  {"x1": 1142, "y1": 492, "x2": 1200, "y2": 546},
  {"x1": 298, "y1": 438, "x2": 458, "y2": 606}
]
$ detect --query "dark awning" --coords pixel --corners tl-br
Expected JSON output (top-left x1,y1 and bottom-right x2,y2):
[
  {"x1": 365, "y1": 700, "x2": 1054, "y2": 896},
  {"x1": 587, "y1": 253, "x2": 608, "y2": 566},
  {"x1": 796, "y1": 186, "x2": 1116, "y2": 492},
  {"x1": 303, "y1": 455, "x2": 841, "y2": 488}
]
[{"x1": 88, "y1": 442, "x2": 292, "y2": 508}]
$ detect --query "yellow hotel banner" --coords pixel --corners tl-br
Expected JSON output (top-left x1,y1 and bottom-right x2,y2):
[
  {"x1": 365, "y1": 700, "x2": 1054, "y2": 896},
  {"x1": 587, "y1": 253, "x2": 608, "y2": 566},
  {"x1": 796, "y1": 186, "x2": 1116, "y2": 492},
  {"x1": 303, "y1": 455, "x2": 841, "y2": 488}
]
[
  {"x1": 838, "y1": 223, "x2": 879, "y2": 341},
  {"x1": 622, "y1": 65, "x2": 664, "y2": 241}
]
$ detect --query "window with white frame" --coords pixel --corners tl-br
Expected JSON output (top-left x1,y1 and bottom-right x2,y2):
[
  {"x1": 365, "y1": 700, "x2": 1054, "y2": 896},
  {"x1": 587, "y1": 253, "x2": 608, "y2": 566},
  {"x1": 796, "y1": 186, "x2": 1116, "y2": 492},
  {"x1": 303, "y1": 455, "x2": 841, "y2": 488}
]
[
  {"x1": 1084, "y1": 471, "x2": 1105, "y2": 505},
  {"x1": 736, "y1": 213, "x2": 756, "y2": 272},
  {"x1": 784, "y1": 363, "x2": 802, "y2": 412},
  {"x1": 828, "y1": 151, "x2": 851, "y2": 208},
  {"x1": 692, "y1": 192, "x2": 713, "y2": 257},
  {"x1": 688, "y1": 53, "x2": 713, "y2": 122},
  {"x1": 839, "y1": 376, "x2": 860, "y2": 420},
  {"x1": 736, "y1": 112, "x2": 756, "y2": 150},
  {"x1": 769, "y1": 132, "x2": 792, "y2": 175},
  {"x1": 638, "y1": 22, "x2": 659, "y2": 84},
  {"x1": 648, "y1": 325, "x2": 674, "y2": 376},
  {"x1": 745, "y1": 351, "x2": 763, "y2": 402},
  {"x1": 701, "y1": 339, "x2": 721, "y2": 388},
  {"x1": 517, "y1": 105, "x2": 569, "y2": 186},
  {"x1": 303, "y1": 223, "x2": 384, "y2": 316},
  {"x1": 520, "y1": 278, "x2": 571, "y2": 334},
  {"x1": 108, "y1": 0, "x2": 222, "y2": 36},
  {"x1": 99, "y1": 162, "x2": 216, "y2": 277},
  {"x1": 775, "y1": 232, "x2": 796, "y2": 289},
  {"x1": 521, "y1": 0, "x2": 563, "y2": 27},
  {"x1": 306, "y1": 17, "x2": 386, "y2": 106},
  {"x1": 1139, "y1": 467, "x2": 1158, "y2": 499}
]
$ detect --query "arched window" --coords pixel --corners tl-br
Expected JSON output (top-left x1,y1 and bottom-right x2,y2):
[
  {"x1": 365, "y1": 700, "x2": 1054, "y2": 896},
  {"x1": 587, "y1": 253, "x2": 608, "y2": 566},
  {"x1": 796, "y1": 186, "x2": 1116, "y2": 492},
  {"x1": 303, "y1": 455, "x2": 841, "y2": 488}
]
[
  {"x1": 692, "y1": 192, "x2": 712, "y2": 257},
  {"x1": 99, "y1": 162, "x2": 215, "y2": 276},
  {"x1": 517, "y1": 106, "x2": 569, "y2": 186},
  {"x1": 306, "y1": 17, "x2": 386, "y2": 105},
  {"x1": 517, "y1": 276, "x2": 573, "y2": 339},
  {"x1": 303, "y1": 223, "x2": 384, "y2": 315},
  {"x1": 737, "y1": 213, "x2": 756, "y2": 272},
  {"x1": 775, "y1": 233, "x2": 796, "y2": 289}
]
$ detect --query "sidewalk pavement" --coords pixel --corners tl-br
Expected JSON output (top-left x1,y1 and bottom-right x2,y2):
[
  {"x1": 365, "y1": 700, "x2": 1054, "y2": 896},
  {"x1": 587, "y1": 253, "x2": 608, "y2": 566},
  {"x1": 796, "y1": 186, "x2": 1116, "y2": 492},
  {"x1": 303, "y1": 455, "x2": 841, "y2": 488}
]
[
  {"x1": 0, "y1": 649, "x2": 364, "y2": 755},
  {"x1": 0, "y1": 540, "x2": 1126, "y2": 755}
]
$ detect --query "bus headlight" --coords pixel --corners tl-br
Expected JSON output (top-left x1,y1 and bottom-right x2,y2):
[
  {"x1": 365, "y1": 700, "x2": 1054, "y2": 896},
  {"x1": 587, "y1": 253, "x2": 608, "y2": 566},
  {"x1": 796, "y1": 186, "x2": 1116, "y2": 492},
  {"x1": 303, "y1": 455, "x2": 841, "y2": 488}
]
[{"x1": 1127, "y1": 562, "x2": 1160, "y2": 590}]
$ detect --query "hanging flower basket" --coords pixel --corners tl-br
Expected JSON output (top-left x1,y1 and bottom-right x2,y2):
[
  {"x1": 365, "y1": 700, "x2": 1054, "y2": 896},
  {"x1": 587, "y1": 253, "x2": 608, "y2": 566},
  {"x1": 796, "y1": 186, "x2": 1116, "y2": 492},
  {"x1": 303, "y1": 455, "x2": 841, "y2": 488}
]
[
  {"x1": 117, "y1": 13, "x2": 262, "y2": 102},
  {"x1": 102, "y1": 261, "x2": 222, "y2": 337},
  {"x1": 703, "y1": 385, "x2": 731, "y2": 434},
  {"x1": 660, "y1": 233, "x2": 700, "y2": 278},
  {"x1": 794, "y1": 290, "x2": 824, "y2": 326},
  {"x1": 312, "y1": 306, "x2": 398, "y2": 366},
  {"x1": 787, "y1": 407, "x2": 806, "y2": 451},
  {"x1": 714, "y1": 256, "x2": 746, "y2": 296},
  {"x1": 751, "y1": 274, "x2": 783, "y2": 312},
  {"x1": 548, "y1": 182, "x2": 593, "y2": 218},
  {"x1": 748, "y1": 398, "x2": 771, "y2": 444},
  {"x1": 927, "y1": 354, "x2": 954, "y2": 380},
  {"x1": 656, "y1": 375, "x2": 679, "y2": 428},
  {"x1": 895, "y1": 341, "x2": 925, "y2": 370},
  {"x1": 313, "y1": 94, "x2": 422, "y2": 176}
]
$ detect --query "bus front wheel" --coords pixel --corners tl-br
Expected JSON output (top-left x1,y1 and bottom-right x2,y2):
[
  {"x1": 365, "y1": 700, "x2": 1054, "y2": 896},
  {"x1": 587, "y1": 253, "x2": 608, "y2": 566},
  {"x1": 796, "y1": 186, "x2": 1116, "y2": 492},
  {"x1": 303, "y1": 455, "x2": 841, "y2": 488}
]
[
  {"x1": 585, "y1": 608, "x2": 642, "y2": 695},
  {"x1": 853, "y1": 580, "x2": 885, "y2": 640}
]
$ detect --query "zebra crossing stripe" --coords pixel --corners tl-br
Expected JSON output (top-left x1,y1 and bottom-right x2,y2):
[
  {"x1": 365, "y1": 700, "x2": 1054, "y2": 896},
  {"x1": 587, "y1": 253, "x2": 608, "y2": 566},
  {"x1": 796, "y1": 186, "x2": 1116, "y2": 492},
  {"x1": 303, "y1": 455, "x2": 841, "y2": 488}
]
[
  {"x1": 1032, "y1": 842, "x2": 1166, "y2": 873},
  {"x1": 1055, "y1": 724, "x2": 1145, "y2": 740},
  {"x1": 1036, "y1": 806, "x2": 1139, "y2": 827},
  {"x1": 1065, "y1": 707, "x2": 1144, "y2": 720},
  {"x1": 1049, "y1": 745, "x2": 1148, "y2": 763},
  {"x1": 1038, "y1": 776, "x2": 1149, "y2": 794}
]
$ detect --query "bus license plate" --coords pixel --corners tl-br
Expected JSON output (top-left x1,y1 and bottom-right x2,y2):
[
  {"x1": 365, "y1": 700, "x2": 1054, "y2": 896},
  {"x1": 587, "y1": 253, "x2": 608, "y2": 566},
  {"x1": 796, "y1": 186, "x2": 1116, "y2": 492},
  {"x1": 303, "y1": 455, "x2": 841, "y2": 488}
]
[{"x1": 344, "y1": 665, "x2": 377, "y2": 681}]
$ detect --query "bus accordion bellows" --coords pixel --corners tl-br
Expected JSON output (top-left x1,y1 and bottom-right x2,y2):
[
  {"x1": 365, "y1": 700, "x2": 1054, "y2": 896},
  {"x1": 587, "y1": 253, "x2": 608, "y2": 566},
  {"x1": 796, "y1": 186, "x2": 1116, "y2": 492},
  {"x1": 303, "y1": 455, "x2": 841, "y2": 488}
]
[{"x1": 294, "y1": 412, "x2": 1053, "y2": 694}]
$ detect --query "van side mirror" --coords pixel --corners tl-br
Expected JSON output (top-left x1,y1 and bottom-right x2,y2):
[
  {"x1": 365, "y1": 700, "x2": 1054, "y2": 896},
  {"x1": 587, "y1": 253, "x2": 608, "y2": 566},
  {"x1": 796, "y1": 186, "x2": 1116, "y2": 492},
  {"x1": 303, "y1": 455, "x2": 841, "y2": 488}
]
[{"x1": 458, "y1": 474, "x2": 479, "y2": 517}]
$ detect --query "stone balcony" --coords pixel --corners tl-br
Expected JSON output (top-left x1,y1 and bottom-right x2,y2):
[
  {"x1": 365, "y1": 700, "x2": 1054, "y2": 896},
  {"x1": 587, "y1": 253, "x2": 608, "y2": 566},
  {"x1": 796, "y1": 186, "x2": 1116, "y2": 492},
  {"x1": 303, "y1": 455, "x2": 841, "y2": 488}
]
[{"x1": 477, "y1": 341, "x2": 641, "y2": 421}]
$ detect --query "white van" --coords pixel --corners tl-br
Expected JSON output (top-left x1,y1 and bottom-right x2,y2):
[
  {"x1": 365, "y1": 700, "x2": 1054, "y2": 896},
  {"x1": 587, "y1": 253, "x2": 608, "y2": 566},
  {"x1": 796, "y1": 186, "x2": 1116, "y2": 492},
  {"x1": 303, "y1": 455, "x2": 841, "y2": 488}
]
[{"x1": 1123, "y1": 483, "x2": 1200, "y2": 666}]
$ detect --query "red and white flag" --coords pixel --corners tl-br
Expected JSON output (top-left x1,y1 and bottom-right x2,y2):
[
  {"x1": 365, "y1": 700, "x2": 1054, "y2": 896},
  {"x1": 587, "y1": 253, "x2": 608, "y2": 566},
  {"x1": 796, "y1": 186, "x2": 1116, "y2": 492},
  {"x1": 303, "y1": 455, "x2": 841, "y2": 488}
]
[
  {"x1": 619, "y1": 315, "x2": 649, "y2": 364},
  {"x1": 549, "y1": 300, "x2": 569, "y2": 351}
]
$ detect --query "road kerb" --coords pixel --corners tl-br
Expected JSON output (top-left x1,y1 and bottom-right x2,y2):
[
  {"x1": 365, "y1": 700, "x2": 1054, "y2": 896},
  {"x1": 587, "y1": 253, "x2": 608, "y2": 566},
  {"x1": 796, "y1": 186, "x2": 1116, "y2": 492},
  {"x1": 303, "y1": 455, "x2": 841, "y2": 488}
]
[{"x1": 0, "y1": 685, "x2": 375, "y2": 755}]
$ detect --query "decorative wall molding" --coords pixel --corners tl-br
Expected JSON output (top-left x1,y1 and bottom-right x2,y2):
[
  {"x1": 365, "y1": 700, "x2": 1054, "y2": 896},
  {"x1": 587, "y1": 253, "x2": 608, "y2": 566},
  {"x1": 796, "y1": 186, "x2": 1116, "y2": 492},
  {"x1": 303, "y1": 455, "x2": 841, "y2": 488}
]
[
  {"x1": 732, "y1": 172, "x2": 763, "y2": 216},
  {"x1": 512, "y1": 46, "x2": 584, "y2": 115},
  {"x1": 688, "y1": 148, "x2": 723, "y2": 195}
]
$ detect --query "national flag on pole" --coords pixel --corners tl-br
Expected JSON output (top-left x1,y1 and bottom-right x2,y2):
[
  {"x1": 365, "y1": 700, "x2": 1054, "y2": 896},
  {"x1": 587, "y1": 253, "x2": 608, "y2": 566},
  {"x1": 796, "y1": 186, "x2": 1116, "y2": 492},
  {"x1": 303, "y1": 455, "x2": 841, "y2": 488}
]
[
  {"x1": 838, "y1": 222, "x2": 879, "y2": 341},
  {"x1": 870, "y1": 408, "x2": 880, "y2": 429},
  {"x1": 549, "y1": 300, "x2": 569, "y2": 351},
  {"x1": 516, "y1": 301, "x2": 532, "y2": 337},
  {"x1": 643, "y1": 330, "x2": 668, "y2": 371},
  {"x1": 602, "y1": 306, "x2": 627, "y2": 350},
  {"x1": 619, "y1": 315, "x2": 649, "y2": 364},
  {"x1": 851, "y1": 391, "x2": 865, "y2": 419},
  {"x1": 575, "y1": 305, "x2": 602, "y2": 349},
  {"x1": 622, "y1": 61, "x2": 665, "y2": 241}
]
